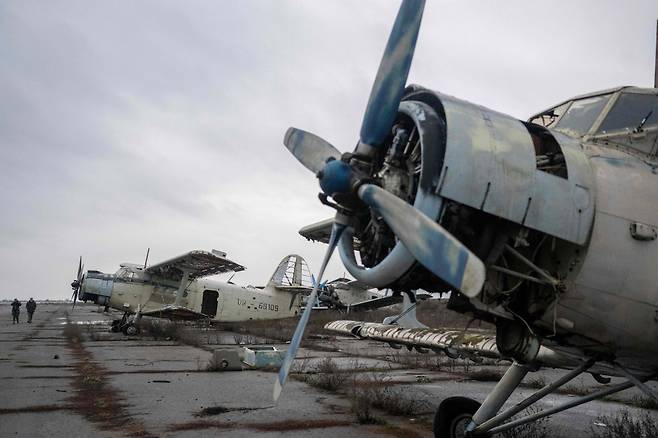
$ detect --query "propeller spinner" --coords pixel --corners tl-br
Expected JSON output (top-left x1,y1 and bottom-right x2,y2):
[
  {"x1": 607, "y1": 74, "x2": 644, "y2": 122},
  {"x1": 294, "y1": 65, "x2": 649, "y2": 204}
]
[{"x1": 276, "y1": 0, "x2": 485, "y2": 401}]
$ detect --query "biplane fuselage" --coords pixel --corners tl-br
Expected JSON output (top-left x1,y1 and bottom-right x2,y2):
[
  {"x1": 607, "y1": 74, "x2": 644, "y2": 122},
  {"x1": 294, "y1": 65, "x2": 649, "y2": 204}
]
[
  {"x1": 77, "y1": 251, "x2": 310, "y2": 323},
  {"x1": 107, "y1": 266, "x2": 304, "y2": 322}
]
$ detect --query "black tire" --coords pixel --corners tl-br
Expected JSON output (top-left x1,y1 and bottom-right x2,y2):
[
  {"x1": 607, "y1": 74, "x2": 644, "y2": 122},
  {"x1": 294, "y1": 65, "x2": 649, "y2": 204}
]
[
  {"x1": 433, "y1": 396, "x2": 484, "y2": 438},
  {"x1": 122, "y1": 323, "x2": 140, "y2": 336}
]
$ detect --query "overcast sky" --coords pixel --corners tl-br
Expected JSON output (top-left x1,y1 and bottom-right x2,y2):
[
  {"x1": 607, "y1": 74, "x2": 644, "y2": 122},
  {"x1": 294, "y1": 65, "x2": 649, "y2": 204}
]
[{"x1": 1, "y1": 0, "x2": 656, "y2": 300}]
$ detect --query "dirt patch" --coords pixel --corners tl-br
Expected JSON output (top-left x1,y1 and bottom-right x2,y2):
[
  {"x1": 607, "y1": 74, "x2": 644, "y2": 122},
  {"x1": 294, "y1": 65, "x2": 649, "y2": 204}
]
[
  {"x1": 17, "y1": 364, "x2": 74, "y2": 369},
  {"x1": 167, "y1": 420, "x2": 235, "y2": 432},
  {"x1": 64, "y1": 323, "x2": 156, "y2": 438},
  {"x1": 21, "y1": 375, "x2": 72, "y2": 380},
  {"x1": 249, "y1": 419, "x2": 353, "y2": 431},
  {"x1": 0, "y1": 405, "x2": 67, "y2": 415},
  {"x1": 371, "y1": 424, "x2": 426, "y2": 438},
  {"x1": 168, "y1": 418, "x2": 352, "y2": 432},
  {"x1": 195, "y1": 405, "x2": 264, "y2": 417}
]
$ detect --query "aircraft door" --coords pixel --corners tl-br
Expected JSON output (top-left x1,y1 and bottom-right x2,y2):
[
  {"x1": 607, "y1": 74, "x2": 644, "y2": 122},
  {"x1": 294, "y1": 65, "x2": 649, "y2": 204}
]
[{"x1": 201, "y1": 290, "x2": 219, "y2": 317}]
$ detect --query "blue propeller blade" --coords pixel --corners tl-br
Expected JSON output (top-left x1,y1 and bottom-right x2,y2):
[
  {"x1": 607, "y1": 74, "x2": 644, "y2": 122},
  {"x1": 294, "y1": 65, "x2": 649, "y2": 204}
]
[
  {"x1": 360, "y1": 0, "x2": 425, "y2": 148},
  {"x1": 358, "y1": 184, "x2": 485, "y2": 297},
  {"x1": 284, "y1": 127, "x2": 341, "y2": 174},
  {"x1": 273, "y1": 220, "x2": 346, "y2": 402}
]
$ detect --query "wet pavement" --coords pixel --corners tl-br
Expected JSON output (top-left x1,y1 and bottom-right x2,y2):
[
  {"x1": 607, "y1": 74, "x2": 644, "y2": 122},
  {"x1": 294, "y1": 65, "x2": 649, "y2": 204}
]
[{"x1": 0, "y1": 303, "x2": 656, "y2": 437}]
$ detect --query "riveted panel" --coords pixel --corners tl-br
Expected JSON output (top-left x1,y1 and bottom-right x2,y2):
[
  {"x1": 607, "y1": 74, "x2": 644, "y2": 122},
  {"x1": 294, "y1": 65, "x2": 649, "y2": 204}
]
[{"x1": 433, "y1": 91, "x2": 594, "y2": 245}]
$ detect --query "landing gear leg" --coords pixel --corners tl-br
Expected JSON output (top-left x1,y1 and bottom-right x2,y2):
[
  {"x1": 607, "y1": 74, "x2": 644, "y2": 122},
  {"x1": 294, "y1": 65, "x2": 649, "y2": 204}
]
[
  {"x1": 122, "y1": 306, "x2": 142, "y2": 336},
  {"x1": 111, "y1": 312, "x2": 129, "y2": 333},
  {"x1": 432, "y1": 362, "x2": 529, "y2": 438}
]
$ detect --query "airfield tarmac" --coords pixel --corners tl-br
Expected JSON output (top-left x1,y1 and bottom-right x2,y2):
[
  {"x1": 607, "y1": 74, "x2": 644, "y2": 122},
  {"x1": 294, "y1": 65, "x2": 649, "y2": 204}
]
[{"x1": 0, "y1": 303, "x2": 656, "y2": 437}]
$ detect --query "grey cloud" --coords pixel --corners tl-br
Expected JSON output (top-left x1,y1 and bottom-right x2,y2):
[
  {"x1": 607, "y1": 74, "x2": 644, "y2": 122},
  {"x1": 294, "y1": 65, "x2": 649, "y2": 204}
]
[{"x1": 0, "y1": 0, "x2": 656, "y2": 299}]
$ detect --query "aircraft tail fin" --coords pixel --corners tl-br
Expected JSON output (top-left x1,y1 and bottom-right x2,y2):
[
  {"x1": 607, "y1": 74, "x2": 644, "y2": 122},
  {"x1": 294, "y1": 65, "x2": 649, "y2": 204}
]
[{"x1": 268, "y1": 255, "x2": 313, "y2": 288}]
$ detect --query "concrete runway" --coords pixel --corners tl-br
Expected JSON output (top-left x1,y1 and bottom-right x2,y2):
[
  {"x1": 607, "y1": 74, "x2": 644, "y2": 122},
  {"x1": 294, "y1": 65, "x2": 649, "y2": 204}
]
[{"x1": 0, "y1": 303, "x2": 656, "y2": 437}]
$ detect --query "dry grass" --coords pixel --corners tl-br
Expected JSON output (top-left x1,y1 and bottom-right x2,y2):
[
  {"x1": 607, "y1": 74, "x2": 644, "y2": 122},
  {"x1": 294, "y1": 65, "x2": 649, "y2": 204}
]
[
  {"x1": 465, "y1": 368, "x2": 505, "y2": 382},
  {"x1": 302, "y1": 357, "x2": 351, "y2": 392},
  {"x1": 349, "y1": 372, "x2": 429, "y2": 423},
  {"x1": 499, "y1": 407, "x2": 557, "y2": 438},
  {"x1": 137, "y1": 319, "x2": 203, "y2": 347},
  {"x1": 524, "y1": 376, "x2": 547, "y2": 389},
  {"x1": 590, "y1": 410, "x2": 658, "y2": 438}
]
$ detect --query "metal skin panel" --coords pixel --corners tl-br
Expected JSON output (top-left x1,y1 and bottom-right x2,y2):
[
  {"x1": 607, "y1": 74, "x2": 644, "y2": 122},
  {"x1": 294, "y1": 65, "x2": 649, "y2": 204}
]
[
  {"x1": 559, "y1": 144, "x2": 658, "y2": 367},
  {"x1": 435, "y1": 92, "x2": 595, "y2": 245},
  {"x1": 524, "y1": 133, "x2": 595, "y2": 244},
  {"x1": 438, "y1": 93, "x2": 536, "y2": 223}
]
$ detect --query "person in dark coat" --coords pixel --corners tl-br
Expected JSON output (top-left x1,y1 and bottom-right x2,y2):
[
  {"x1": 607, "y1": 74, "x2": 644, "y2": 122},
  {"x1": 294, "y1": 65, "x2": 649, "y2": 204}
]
[
  {"x1": 26, "y1": 298, "x2": 37, "y2": 323},
  {"x1": 11, "y1": 299, "x2": 21, "y2": 324}
]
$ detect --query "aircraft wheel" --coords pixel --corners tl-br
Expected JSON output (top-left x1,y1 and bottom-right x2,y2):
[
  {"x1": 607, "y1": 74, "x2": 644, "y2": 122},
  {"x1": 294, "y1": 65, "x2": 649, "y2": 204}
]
[
  {"x1": 433, "y1": 396, "x2": 486, "y2": 438},
  {"x1": 123, "y1": 323, "x2": 140, "y2": 336}
]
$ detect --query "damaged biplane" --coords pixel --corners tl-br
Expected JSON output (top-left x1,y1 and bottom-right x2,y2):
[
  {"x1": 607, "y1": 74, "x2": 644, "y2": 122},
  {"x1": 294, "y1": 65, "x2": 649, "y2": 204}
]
[
  {"x1": 274, "y1": 1, "x2": 658, "y2": 437},
  {"x1": 70, "y1": 251, "x2": 317, "y2": 334}
]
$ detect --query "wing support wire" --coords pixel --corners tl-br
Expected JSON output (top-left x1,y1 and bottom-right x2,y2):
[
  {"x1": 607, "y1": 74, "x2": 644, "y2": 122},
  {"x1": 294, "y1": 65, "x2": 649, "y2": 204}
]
[{"x1": 474, "y1": 363, "x2": 658, "y2": 435}]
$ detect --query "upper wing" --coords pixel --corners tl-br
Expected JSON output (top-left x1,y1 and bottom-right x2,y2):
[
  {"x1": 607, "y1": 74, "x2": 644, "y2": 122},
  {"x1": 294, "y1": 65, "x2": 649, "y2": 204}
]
[
  {"x1": 145, "y1": 249, "x2": 245, "y2": 282},
  {"x1": 299, "y1": 218, "x2": 362, "y2": 249}
]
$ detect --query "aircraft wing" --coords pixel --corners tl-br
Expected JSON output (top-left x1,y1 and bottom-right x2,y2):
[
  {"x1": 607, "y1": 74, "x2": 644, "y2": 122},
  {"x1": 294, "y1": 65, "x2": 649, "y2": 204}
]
[
  {"x1": 299, "y1": 218, "x2": 362, "y2": 249},
  {"x1": 145, "y1": 249, "x2": 245, "y2": 282},
  {"x1": 140, "y1": 305, "x2": 209, "y2": 321},
  {"x1": 324, "y1": 320, "x2": 582, "y2": 371}
]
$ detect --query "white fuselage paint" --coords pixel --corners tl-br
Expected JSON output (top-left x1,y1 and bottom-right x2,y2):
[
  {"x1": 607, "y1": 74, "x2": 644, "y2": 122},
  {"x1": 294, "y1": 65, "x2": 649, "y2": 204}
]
[{"x1": 108, "y1": 277, "x2": 304, "y2": 322}]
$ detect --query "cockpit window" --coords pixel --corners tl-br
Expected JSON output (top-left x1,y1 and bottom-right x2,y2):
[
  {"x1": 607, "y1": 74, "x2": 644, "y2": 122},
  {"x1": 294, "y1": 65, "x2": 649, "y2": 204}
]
[
  {"x1": 116, "y1": 268, "x2": 134, "y2": 280},
  {"x1": 555, "y1": 94, "x2": 610, "y2": 135},
  {"x1": 597, "y1": 93, "x2": 658, "y2": 133},
  {"x1": 528, "y1": 102, "x2": 570, "y2": 128}
]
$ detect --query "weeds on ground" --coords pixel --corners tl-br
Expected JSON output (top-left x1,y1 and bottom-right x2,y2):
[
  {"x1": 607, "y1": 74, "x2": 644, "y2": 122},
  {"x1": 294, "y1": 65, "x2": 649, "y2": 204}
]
[
  {"x1": 499, "y1": 407, "x2": 557, "y2": 438},
  {"x1": 233, "y1": 333, "x2": 258, "y2": 345},
  {"x1": 466, "y1": 368, "x2": 505, "y2": 382},
  {"x1": 138, "y1": 319, "x2": 203, "y2": 347},
  {"x1": 524, "y1": 376, "x2": 547, "y2": 389},
  {"x1": 138, "y1": 319, "x2": 181, "y2": 340},
  {"x1": 303, "y1": 358, "x2": 350, "y2": 392},
  {"x1": 561, "y1": 384, "x2": 591, "y2": 396},
  {"x1": 626, "y1": 395, "x2": 658, "y2": 411},
  {"x1": 590, "y1": 410, "x2": 658, "y2": 438},
  {"x1": 349, "y1": 372, "x2": 428, "y2": 422}
]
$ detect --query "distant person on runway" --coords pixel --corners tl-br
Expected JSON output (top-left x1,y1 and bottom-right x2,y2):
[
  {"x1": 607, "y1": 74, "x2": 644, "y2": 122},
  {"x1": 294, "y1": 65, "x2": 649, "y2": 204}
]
[
  {"x1": 26, "y1": 298, "x2": 36, "y2": 323},
  {"x1": 11, "y1": 299, "x2": 21, "y2": 324}
]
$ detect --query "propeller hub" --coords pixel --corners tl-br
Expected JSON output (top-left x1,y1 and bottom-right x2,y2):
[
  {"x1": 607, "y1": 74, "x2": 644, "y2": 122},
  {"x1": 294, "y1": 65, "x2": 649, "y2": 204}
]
[{"x1": 318, "y1": 159, "x2": 353, "y2": 196}]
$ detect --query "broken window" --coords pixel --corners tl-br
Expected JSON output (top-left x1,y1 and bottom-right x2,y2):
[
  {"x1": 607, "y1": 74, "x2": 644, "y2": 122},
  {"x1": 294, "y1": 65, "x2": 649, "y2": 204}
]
[{"x1": 528, "y1": 102, "x2": 570, "y2": 128}]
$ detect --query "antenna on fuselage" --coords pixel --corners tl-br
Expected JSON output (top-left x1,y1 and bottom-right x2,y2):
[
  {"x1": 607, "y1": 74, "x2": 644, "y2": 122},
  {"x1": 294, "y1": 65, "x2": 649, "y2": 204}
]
[{"x1": 143, "y1": 247, "x2": 150, "y2": 269}]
